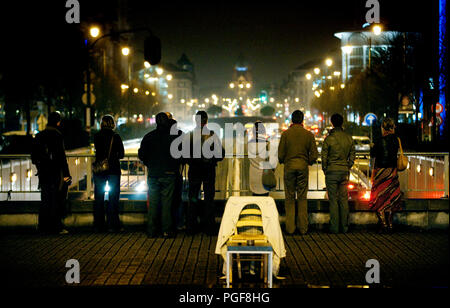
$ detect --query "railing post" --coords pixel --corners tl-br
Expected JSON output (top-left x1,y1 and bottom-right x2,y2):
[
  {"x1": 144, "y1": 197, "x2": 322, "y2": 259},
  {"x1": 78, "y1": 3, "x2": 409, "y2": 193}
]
[
  {"x1": 87, "y1": 156, "x2": 93, "y2": 199},
  {"x1": 445, "y1": 154, "x2": 449, "y2": 198}
]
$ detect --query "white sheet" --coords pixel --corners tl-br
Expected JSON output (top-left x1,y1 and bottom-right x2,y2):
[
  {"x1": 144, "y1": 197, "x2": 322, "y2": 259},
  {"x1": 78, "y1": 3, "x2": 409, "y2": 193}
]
[{"x1": 215, "y1": 196, "x2": 286, "y2": 275}]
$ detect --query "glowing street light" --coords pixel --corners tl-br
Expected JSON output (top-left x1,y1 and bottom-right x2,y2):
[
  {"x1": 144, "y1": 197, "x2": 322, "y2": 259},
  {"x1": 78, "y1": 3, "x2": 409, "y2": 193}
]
[
  {"x1": 239, "y1": 84, "x2": 244, "y2": 89},
  {"x1": 166, "y1": 74, "x2": 173, "y2": 81},
  {"x1": 229, "y1": 83, "x2": 235, "y2": 89},
  {"x1": 342, "y1": 45, "x2": 353, "y2": 55},
  {"x1": 305, "y1": 73, "x2": 312, "y2": 80},
  {"x1": 89, "y1": 27, "x2": 100, "y2": 38},
  {"x1": 145, "y1": 90, "x2": 150, "y2": 96},
  {"x1": 373, "y1": 24, "x2": 382, "y2": 36},
  {"x1": 144, "y1": 61, "x2": 151, "y2": 68},
  {"x1": 121, "y1": 47, "x2": 130, "y2": 56},
  {"x1": 325, "y1": 58, "x2": 333, "y2": 67},
  {"x1": 340, "y1": 84, "x2": 345, "y2": 89},
  {"x1": 246, "y1": 83, "x2": 251, "y2": 89},
  {"x1": 133, "y1": 88, "x2": 139, "y2": 93},
  {"x1": 156, "y1": 67, "x2": 163, "y2": 75},
  {"x1": 314, "y1": 68, "x2": 320, "y2": 75},
  {"x1": 168, "y1": 94, "x2": 173, "y2": 99},
  {"x1": 333, "y1": 71, "x2": 341, "y2": 77},
  {"x1": 121, "y1": 84, "x2": 129, "y2": 90}
]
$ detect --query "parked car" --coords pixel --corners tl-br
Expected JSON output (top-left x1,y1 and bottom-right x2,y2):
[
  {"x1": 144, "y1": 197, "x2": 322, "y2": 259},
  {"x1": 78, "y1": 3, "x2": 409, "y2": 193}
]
[
  {"x1": 0, "y1": 131, "x2": 35, "y2": 154},
  {"x1": 353, "y1": 136, "x2": 371, "y2": 152}
]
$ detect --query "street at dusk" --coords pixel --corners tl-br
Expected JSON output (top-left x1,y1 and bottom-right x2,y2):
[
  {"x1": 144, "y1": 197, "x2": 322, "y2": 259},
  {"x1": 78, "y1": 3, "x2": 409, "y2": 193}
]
[{"x1": 0, "y1": 0, "x2": 448, "y2": 302}]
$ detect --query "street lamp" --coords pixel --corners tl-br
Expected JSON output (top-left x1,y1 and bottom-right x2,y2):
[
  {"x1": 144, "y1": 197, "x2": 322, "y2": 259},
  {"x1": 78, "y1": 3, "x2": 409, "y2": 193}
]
[
  {"x1": 144, "y1": 61, "x2": 151, "y2": 68},
  {"x1": 314, "y1": 68, "x2": 320, "y2": 75},
  {"x1": 121, "y1": 47, "x2": 130, "y2": 56},
  {"x1": 89, "y1": 27, "x2": 100, "y2": 38},
  {"x1": 325, "y1": 58, "x2": 333, "y2": 67},
  {"x1": 342, "y1": 45, "x2": 353, "y2": 81},
  {"x1": 229, "y1": 83, "x2": 235, "y2": 89},
  {"x1": 373, "y1": 24, "x2": 382, "y2": 36},
  {"x1": 166, "y1": 74, "x2": 173, "y2": 81},
  {"x1": 305, "y1": 73, "x2": 312, "y2": 80}
]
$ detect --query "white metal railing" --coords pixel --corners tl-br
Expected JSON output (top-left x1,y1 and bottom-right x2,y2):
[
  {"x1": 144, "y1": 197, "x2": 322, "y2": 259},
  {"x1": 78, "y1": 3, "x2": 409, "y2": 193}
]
[{"x1": 0, "y1": 152, "x2": 448, "y2": 201}]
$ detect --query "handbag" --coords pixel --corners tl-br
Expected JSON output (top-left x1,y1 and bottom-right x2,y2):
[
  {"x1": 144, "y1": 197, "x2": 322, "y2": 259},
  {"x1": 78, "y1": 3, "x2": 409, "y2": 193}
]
[
  {"x1": 92, "y1": 135, "x2": 114, "y2": 175},
  {"x1": 397, "y1": 137, "x2": 408, "y2": 171},
  {"x1": 262, "y1": 169, "x2": 276, "y2": 190},
  {"x1": 259, "y1": 139, "x2": 276, "y2": 190}
]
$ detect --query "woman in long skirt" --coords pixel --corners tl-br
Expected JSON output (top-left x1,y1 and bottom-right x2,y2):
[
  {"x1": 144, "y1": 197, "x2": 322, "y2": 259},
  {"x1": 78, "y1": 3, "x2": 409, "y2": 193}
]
[{"x1": 369, "y1": 118, "x2": 402, "y2": 233}]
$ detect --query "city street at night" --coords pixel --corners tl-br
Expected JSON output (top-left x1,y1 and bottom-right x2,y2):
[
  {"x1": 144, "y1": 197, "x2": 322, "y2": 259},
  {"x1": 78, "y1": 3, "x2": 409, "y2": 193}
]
[{"x1": 0, "y1": 0, "x2": 448, "y2": 302}]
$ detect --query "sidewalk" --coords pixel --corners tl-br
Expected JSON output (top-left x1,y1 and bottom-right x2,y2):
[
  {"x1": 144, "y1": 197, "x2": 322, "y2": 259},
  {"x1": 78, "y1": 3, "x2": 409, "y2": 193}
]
[{"x1": 0, "y1": 231, "x2": 448, "y2": 288}]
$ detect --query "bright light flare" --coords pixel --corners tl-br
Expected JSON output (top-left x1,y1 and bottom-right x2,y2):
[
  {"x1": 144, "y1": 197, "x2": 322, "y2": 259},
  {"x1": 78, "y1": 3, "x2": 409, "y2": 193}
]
[
  {"x1": 121, "y1": 47, "x2": 130, "y2": 56},
  {"x1": 89, "y1": 27, "x2": 100, "y2": 38}
]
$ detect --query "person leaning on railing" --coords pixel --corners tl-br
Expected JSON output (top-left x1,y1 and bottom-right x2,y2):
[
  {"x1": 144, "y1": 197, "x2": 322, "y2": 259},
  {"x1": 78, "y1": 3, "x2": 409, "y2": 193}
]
[{"x1": 93, "y1": 115, "x2": 125, "y2": 233}]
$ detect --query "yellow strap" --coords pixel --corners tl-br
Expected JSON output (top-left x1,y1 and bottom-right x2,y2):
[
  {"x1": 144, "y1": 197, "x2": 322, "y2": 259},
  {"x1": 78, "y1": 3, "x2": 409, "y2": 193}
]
[
  {"x1": 240, "y1": 209, "x2": 262, "y2": 215},
  {"x1": 397, "y1": 137, "x2": 403, "y2": 155},
  {"x1": 236, "y1": 220, "x2": 263, "y2": 228}
]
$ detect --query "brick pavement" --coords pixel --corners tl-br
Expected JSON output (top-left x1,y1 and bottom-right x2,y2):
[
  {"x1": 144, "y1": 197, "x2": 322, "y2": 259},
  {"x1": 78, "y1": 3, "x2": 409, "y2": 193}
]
[{"x1": 0, "y1": 231, "x2": 448, "y2": 288}]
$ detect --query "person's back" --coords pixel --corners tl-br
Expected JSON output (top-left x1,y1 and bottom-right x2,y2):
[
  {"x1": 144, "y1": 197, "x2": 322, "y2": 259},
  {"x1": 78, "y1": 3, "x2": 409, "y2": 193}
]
[
  {"x1": 322, "y1": 128, "x2": 355, "y2": 173},
  {"x1": 139, "y1": 123, "x2": 180, "y2": 177},
  {"x1": 31, "y1": 112, "x2": 71, "y2": 234},
  {"x1": 322, "y1": 114, "x2": 355, "y2": 234},
  {"x1": 33, "y1": 125, "x2": 70, "y2": 183},
  {"x1": 371, "y1": 134, "x2": 399, "y2": 169},
  {"x1": 186, "y1": 126, "x2": 224, "y2": 174},
  {"x1": 94, "y1": 128, "x2": 124, "y2": 175},
  {"x1": 278, "y1": 124, "x2": 318, "y2": 171},
  {"x1": 278, "y1": 110, "x2": 318, "y2": 235}
]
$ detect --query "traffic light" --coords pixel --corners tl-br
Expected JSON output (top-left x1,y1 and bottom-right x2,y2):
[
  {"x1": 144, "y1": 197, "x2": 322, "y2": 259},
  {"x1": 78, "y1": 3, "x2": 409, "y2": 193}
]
[
  {"x1": 260, "y1": 90, "x2": 268, "y2": 103},
  {"x1": 144, "y1": 35, "x2": 161, "y2": 65}
]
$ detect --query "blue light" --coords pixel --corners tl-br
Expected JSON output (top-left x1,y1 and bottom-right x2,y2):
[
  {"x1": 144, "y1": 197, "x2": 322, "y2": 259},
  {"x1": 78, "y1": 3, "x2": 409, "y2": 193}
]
[
  {"x1": 439, "y1": 0, "x2": 447, "y2": 137},
  {"x1": 236, "y1": 67, "x2": 248, "y2": 72}
]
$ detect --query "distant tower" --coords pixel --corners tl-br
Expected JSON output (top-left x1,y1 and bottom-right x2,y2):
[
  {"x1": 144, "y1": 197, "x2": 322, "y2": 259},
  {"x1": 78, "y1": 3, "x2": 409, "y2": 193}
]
[
  {"x1": 177, "y1": 53, "x2": 194, "y2": 74},
  {"x1": 229, "y1": 53, "x2": 253, "y2": 99}
]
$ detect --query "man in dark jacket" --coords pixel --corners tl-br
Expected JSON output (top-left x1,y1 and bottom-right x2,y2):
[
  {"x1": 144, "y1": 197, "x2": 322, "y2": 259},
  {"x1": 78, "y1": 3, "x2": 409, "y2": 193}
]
[
  {"x1": 185, "y1": 111, "x2": 225, "y2": 235},
  {"x1": 31, "y1": 111, "x2": 71, "y2": 234},
  {"x1": 139, "y1": 112, "x2": 180, "y2": 237},
  {"x1": 278, "y1": 110, "x2": 318, "y2": 235},
  {"x1": 322, "y1": 113, "x2": 356, "y2": 234}
]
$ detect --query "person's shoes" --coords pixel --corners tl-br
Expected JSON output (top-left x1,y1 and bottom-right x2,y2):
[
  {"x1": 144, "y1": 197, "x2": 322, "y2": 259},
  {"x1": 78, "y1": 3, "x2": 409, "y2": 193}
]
[
  {"x1": 147, "y1": 233, "x2": 157, "y2": 238},
  {"x1": 113, "y1": 227, "x2": 125, "y2": 233},
  {"x1": 59, "y1": 229, "x2": 69, "y2": 235},
  {"x1": 163, "y1": 232, "x2": 174, "y2": 239}
]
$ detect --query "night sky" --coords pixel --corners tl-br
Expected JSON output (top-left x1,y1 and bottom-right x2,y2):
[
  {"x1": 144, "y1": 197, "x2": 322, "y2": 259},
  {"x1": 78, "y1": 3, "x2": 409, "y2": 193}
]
[{"x1": 0, "y1": 0, "x2": 436, "y2": 91}]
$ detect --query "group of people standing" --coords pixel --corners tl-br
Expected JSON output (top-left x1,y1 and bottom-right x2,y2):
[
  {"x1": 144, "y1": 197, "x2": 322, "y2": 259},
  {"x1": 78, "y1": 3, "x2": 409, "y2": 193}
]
[
  {"x1": 138, "y1": 111, "x2": 224, "y2": 237},
  {"x1": 32, "y1": 109, "x2": 402, "y2": 236},
  {"x1": 275, "y1": 110, "x2": 401, "y2": 235}
]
